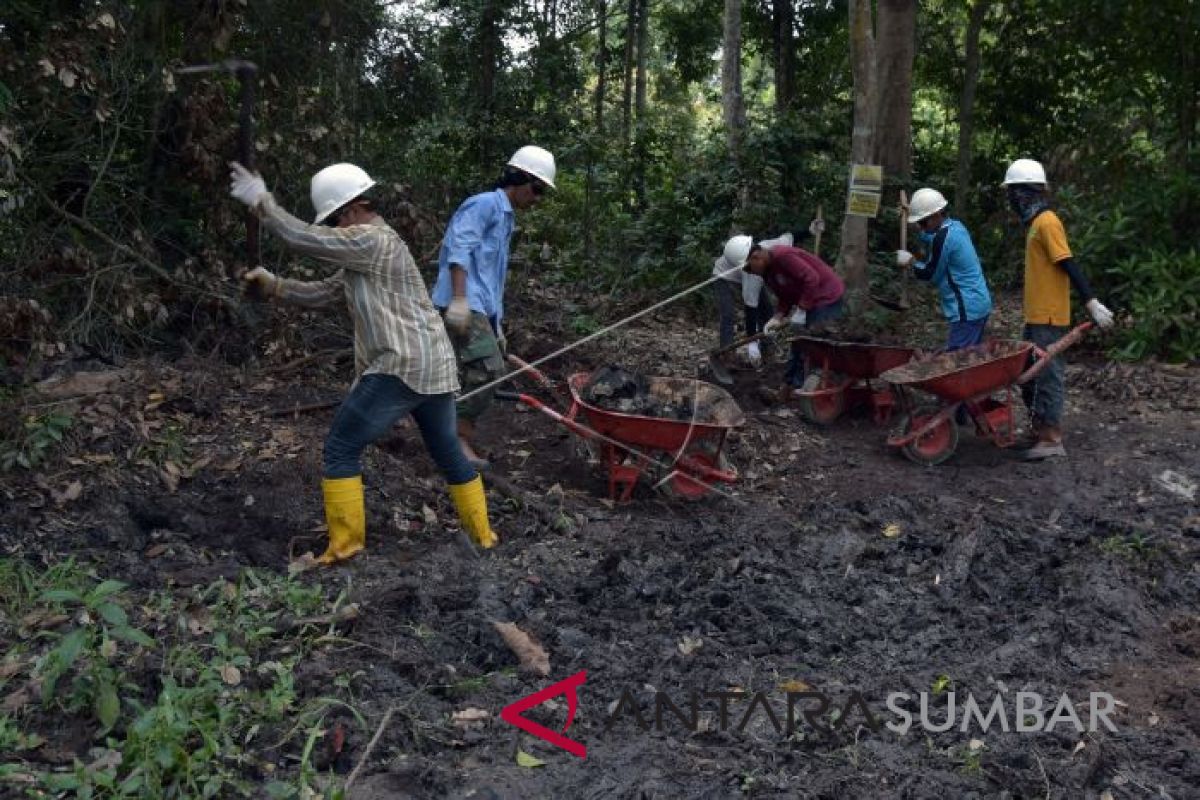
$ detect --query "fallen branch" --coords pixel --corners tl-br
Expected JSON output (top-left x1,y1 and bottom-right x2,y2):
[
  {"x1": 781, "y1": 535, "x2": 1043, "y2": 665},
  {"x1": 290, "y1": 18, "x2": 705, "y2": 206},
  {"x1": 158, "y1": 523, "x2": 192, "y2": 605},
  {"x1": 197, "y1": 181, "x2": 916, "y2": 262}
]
[
  {"x1": 492, "y1": 620, "x2": 550, "y2": 676},
  {"x1": 276, "y1": 603, "x2": 360, "y2": 632},
  {"x1": 344, "y1": 703, "x2": 396, "y2": 796},
  {"x1": 268, "y1": 399, "x2": 341, "y2": 417},
  {"x1": 263, "y1": 348, "x2": 351, "y2": 376}
]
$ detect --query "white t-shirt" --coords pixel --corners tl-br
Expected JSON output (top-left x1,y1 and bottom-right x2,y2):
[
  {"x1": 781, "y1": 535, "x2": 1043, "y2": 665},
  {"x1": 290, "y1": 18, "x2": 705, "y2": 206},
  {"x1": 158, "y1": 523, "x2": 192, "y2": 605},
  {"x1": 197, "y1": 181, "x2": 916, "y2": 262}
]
[{"x1": 711, "y1": 232, "x2": 793, "y2": 307}]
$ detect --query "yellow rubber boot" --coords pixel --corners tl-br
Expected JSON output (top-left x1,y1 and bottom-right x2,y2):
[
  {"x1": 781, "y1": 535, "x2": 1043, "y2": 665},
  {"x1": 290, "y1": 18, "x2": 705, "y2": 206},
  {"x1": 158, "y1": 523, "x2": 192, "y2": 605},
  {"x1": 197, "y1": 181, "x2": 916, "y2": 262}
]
[
  {"x1": 319, "y1": 476, "x2": 366, "y2": 564},
  {"x1": 448, "y1": 476, "x2": 500, "y2": 549}
]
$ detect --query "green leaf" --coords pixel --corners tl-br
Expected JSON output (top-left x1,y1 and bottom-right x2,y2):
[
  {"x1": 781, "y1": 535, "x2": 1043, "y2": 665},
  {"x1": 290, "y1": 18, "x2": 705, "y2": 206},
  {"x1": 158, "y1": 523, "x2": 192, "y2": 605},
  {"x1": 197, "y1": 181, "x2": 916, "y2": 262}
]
[
  {"x1": 40, "y1": 589, "x2": 83, "y2": 604},
  {"x1": 88, "y1": 580, "x2": 127, "y2": 603},
  {"x1": 96, "y1": 602, "x2": 127, "y2": 627},
  {"x1": 112, "y1": 626, "x2": 155, "y2": 647},
  {"x1": 56, "y1": 628, "x2": 88, "y2": 670},
  {"x1": 516, "y1": 749, "x2": 546, "y2": 768},
  {"x1": 95, "y1": 682, "x2": 120, "y2": 733}
]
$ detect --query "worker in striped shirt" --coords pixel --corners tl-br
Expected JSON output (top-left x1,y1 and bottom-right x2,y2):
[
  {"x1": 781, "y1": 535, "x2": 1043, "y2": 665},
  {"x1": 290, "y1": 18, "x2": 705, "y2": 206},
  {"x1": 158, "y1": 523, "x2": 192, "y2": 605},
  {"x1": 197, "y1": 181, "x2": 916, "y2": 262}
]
[{"x1": 229, "y1": 161, "x2": 500, "y2": 564}]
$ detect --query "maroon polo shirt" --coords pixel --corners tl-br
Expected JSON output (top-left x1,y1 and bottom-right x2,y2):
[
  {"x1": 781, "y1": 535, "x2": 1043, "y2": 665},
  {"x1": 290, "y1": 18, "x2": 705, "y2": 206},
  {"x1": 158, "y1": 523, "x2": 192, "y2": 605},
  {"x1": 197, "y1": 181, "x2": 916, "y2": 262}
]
[{"x1": 762, "y1": 246, "x2": 845, "y2": 312}]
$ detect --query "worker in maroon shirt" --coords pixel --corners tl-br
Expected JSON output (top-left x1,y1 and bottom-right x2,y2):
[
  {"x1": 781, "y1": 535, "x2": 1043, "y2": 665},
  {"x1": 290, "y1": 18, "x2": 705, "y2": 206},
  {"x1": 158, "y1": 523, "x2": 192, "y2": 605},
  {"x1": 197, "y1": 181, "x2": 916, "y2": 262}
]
[{"x1": 744, "y1": 241, "x2": 845, "y2": 391}]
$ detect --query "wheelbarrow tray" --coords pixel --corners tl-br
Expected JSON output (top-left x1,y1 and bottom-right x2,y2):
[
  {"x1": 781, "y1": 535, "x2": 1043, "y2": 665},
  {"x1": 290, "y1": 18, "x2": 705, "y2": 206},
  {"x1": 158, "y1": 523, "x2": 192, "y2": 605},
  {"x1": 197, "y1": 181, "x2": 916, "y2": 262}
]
[
  {"x1": 567, "y1": 373, "x2": 745, "y2": 452},
  {"x1": 879, "y1": 340, "x2": 1034, "y2": 403},
  {"x1": 791, "y1": 336, "x2": 918, "y2": 379}
]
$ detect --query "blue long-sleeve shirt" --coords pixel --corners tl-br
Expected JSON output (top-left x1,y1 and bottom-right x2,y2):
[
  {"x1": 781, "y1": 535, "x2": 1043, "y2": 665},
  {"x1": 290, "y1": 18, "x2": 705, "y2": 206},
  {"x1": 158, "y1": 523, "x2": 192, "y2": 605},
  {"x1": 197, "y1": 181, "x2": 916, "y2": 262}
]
[
  {"x1": 912, "y1": 218, "x2": 993, "y2": 323},
  {"x1": 432, "y1": 189, "x2": 515, "y2": 327}
]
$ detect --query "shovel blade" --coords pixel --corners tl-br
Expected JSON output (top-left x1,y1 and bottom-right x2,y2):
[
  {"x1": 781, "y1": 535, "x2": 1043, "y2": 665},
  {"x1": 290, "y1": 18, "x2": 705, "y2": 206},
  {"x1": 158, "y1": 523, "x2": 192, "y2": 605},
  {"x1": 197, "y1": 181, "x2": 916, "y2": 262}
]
[{"x1": 708, "y1": 354, "x2": 735, "y2": 386}]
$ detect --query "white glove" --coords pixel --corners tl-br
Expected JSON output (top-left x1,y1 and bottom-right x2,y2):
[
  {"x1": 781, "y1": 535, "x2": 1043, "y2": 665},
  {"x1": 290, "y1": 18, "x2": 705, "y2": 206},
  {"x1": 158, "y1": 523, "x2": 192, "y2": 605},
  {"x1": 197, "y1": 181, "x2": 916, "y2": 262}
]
[
  {"x1": 241, "y1": 266, "x2": 280, "y2": 298},
  {"x1": 763, "y1": 315, "x2": 786, "y2": 334},
  {"x1": 790, "y1": 308, "x2": 807, "y2": 328},
  {"x1": 1086, "y1": 298, "x2": 1114, "y2": 329},
  {"x1": 896, "y1": 250, "x2": 915, "y2": 267},
  {"x1": 808, "y1": 217, "x2": 826, "y2": 237},
  {"x1": 746, "y1": 340, "x2": 762, "y2": 367},
  {"x1": 228, "y1": 162, "x2": 268, "y2": 208},
  {"x1": 445, "y1": 296, "x2": 470, "y2": 334}
]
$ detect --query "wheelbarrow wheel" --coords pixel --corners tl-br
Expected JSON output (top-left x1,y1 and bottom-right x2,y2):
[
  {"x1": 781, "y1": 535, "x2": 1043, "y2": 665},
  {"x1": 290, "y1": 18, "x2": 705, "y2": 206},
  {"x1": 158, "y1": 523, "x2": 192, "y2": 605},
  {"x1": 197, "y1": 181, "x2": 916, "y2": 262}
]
[
  {"x1": 897, "y1": 405, "x2": 959, "y2": 466},
  {"x1": 796, "y1": 372, "x2": 846, "y2": 425}
]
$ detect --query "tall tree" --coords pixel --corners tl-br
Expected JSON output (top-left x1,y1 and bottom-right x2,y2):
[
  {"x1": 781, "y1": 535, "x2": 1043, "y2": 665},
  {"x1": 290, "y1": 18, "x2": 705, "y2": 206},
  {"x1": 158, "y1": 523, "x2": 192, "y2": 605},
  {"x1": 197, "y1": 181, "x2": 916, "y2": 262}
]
[
  {"x1": 772, "y1": 0, "x2": 795, "y2": 114},
  {"x1": 621, "y1": 0, "x2": 636, "y2": 155},
  {"x1": 838, "y1": 0, "x2": 876, "y2": 305},
  {"x1": 722, "y1": 0, "x2": 747, "y2": 218},
  {"x1": 633, "y1": 0, "x2": 649, "y2": 206},
  {"x1": 595, "y1": 0, "x2": 608, "y2": 129},
  {"x1": 954, "y1": 0, "x2": 992, "y2": 212},
  {"x1": 873, "y1": 0, "x2": 916, "y2": 207}
]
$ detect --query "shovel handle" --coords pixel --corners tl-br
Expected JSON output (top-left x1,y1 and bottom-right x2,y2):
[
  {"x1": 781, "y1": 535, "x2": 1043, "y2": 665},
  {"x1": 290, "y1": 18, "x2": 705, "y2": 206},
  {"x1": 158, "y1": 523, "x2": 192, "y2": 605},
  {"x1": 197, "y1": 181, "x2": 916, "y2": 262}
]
[
  {"x1": 711, "y1": 331, "x2": 768, "y2": 358},
  {"x1": 1016, "y1": 322, "x2": 1093, "y2": 385}
]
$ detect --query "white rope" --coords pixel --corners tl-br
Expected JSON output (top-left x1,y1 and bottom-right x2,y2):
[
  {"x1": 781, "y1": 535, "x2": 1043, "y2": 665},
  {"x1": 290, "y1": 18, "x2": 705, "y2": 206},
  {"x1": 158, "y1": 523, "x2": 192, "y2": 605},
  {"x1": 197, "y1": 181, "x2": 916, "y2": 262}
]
[{"x1": 458, "y1": 265, "x2": 746, "y2": 401}]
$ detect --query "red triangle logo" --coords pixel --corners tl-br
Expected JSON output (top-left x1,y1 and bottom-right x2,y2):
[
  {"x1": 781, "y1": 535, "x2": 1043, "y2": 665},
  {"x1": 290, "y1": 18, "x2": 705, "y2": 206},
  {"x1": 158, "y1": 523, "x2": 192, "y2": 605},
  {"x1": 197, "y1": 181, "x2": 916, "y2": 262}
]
[{"x1": 500, "y1": 670, "x2": 587, "y2": 758}]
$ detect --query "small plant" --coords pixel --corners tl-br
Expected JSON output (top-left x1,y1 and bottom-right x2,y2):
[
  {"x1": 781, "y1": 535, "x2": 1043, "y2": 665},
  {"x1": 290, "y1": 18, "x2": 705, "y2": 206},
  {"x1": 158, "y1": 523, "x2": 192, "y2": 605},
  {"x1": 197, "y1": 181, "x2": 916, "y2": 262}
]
[
  {"x1": 1098, "y1": 531, "x2": 1158, "y2": 561},
  {"x1": 931, "y1": 674, "x2": 953, "y2": 695},
  {"x1": 1, "y1": 411, "x2": 73, "y2": 470}
]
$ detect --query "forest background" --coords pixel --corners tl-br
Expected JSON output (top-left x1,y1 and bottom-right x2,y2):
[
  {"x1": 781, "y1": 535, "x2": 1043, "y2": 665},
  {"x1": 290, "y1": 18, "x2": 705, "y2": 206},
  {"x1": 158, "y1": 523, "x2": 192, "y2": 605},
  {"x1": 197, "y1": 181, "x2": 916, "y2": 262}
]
[{"x1": 1, "y1": 0, "x2": 1197, "y2": 374}]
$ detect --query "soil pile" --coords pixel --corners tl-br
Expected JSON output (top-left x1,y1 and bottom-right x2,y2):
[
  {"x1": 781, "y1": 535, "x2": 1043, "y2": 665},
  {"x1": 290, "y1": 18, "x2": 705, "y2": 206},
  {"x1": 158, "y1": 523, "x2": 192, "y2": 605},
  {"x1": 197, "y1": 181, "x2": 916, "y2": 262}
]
[
  {"x1": 581, "y1": 366, "x2": 700, "y2": 421},
  {"x1": 881, "y1": 339, "x2": 1030, "y2": 383}
]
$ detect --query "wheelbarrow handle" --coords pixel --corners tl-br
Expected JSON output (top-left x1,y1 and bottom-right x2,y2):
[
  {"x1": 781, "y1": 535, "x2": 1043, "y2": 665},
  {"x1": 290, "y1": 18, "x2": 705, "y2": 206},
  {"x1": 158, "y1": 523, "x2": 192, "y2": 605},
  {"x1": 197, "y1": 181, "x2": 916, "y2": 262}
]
[
  {"x1": 1016, "y1": 322, "x2": 1093, "y2": 386},
  {"x1": 495, "y1": 389, "x2": 595, "y2": 440}
]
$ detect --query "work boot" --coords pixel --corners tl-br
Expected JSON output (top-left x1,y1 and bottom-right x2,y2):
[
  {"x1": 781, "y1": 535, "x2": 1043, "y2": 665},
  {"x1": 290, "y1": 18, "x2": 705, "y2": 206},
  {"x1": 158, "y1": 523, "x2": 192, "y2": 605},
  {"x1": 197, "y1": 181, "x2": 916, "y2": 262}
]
[
  {"x1": 319, "y1": 476, "x2": 366, "y2": 564},
  {"x1": 1023, "y1": 426, "x2": 1066, "y2": 461},
  {"x1": 448, "y1": 475, "x2": 500, "y2": 549}
]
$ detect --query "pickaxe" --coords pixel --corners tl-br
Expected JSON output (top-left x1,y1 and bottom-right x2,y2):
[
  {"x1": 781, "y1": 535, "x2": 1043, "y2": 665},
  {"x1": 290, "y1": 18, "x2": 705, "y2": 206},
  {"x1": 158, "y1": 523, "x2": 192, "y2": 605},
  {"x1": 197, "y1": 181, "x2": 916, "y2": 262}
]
[{"x1": 175, "y1": 59, "x2": 260, "y2": 285}]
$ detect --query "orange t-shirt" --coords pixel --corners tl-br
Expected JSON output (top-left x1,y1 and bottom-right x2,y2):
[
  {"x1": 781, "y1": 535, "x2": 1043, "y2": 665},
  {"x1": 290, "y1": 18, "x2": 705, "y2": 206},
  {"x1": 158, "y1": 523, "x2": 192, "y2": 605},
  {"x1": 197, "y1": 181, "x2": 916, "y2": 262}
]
[{"x1": 1023, "y1": 210, "x2": 1073, "y2": 325}]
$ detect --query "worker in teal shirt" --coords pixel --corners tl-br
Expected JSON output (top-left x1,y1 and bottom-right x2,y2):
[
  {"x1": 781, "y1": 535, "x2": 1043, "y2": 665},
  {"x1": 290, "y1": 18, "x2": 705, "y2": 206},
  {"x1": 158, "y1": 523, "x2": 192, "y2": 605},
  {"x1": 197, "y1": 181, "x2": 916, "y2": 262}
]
[
  {"x1": 896, "y1": 188, "x2": 992, "y2": 351},
  {"x1": 431, "y1": 145, "x2": 556, "y2": 467}
]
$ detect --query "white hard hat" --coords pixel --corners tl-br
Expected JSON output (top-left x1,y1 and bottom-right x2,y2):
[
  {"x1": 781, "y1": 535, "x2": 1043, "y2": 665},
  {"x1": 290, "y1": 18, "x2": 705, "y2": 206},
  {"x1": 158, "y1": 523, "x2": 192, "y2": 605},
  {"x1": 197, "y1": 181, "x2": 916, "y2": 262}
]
[
  {"x1": 1002, "y1": 158, "x2": 1048, "y2": 187},
  {"x1": 310, "y1": 163, "x2": 376, "y2": 224},
  {"x1": 508, "y1": 145, "x2": 557, "y2": 189},
  {"x1": 721, "y1": 234, "x2": 753, "y2": 272},
  {"x1": 908, "y1": 188, "x2": 949, "y2": 223}
]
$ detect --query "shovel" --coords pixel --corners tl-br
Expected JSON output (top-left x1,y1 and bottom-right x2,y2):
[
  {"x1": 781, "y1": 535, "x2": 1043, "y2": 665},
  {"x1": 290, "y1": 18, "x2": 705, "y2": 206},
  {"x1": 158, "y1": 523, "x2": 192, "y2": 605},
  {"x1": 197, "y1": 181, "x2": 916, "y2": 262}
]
[{"x1": 707, "y1": 332, "x2": 769, "y2": 386}]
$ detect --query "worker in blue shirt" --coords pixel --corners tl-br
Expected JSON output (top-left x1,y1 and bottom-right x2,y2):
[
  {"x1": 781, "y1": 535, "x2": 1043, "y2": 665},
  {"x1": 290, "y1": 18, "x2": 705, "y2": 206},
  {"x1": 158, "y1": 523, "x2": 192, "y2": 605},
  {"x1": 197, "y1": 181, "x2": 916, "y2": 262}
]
[
  {"x1": 432, "y1": 145, "x2": 556, "y2": 467},
  {"x1": 896, "y1": 188, "x2": 993, "y2": 350}
]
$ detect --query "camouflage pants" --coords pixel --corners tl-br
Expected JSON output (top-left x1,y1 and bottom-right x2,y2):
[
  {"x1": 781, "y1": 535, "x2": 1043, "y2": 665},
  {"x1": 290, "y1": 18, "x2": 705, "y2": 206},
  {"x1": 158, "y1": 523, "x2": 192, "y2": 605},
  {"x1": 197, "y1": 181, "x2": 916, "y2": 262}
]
[{"x1": 447, "y1": 311, "x2": 507, "y2": 422}]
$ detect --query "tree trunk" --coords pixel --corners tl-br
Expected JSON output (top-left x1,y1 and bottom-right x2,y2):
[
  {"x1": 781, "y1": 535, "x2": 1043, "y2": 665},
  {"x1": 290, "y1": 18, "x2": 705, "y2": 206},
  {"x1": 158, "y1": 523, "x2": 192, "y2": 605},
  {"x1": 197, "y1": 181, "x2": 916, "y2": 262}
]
[
  {"x1": 594, "y1": 0, "x2": 607, "y2": 130},
  {"x1": 722, "y1": 0, "x2": 747, "y2": 219},
  {"x1": 621, "y1": 0, "x2": 636, "y2": 155},
  {"x1": 476, "y1": 0, "x2": 502, "y2": 163},
  {"x1": 874, "y1": 0, "x2": 916, "y2": 209},
  {"x1": 838, "y1": 0, "x2": 877, "y2": 308},
  {"x1": 633, "y1": 0, "x2": 648, "y2": 207},
  {"x1": 772, "y1": 0, "x2": 795, "y2": 115},
  {"x1": 954, "y1": 0, "x2": 991, "y2": 213}
]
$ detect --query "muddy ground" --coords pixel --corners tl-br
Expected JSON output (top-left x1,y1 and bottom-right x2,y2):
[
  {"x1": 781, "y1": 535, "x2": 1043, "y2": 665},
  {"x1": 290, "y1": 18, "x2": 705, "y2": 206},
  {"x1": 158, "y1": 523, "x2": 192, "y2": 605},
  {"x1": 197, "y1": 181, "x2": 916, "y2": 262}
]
[{"x1": 2, "y1": 283, "x2": 1198, "y2": 799}]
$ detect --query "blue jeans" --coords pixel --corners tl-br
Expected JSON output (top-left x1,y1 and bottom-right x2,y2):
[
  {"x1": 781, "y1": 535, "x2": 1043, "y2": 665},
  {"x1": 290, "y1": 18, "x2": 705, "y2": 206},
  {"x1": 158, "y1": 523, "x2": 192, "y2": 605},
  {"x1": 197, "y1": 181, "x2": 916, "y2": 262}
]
[
  {"x1": 785, "y1": 299, "x2": 845, "y2": 387},
  {"x1": 946, "y1": 316, "x2": 988, "y2": 351},
  {"x1": 324, "y1": 373, "x2": 476, "y2": 484},
  {"x1": 1021, "y1": 324, "x2": 1067, "y2": 427}
]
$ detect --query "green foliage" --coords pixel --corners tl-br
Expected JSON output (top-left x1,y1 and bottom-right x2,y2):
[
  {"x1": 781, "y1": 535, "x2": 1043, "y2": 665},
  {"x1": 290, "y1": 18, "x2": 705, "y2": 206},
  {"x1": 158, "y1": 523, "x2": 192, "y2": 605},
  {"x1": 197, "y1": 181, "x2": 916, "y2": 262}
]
[
  {"x1": 1060, "y1": 170, "x2": 1200, "y2": 362},
  {"x1": 1, "y1": 411, "x2": 73, "y2": 471},
  {"x1": 1, "y1": 560, "x2": 359, "y2": 798}
]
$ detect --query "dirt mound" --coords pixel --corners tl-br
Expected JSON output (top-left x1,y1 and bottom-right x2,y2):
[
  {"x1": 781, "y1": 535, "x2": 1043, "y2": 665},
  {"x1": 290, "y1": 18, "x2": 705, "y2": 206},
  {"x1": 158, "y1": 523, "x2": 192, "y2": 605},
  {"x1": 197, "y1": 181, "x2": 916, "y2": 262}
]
[
  {"x1": 580, "y1": 366, "x2": 741, "y2": 424},
  {"x1": 881, "y1": 339, "x2": 1030, "y2": 384}
]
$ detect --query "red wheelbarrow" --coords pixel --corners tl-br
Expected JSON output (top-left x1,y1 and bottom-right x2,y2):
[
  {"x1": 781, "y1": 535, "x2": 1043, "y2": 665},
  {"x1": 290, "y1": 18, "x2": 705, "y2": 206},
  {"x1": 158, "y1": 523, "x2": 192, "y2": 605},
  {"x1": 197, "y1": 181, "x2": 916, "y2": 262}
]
[
  {"x1": 788, "y1": 337, "x2": 919, "y2": 425},
  {"x1": 497, "y1": 371, "x2": 744, "y2": 502},
  {"x1": 880, "y1": 323, "x2": 1092, "y2": 465}
]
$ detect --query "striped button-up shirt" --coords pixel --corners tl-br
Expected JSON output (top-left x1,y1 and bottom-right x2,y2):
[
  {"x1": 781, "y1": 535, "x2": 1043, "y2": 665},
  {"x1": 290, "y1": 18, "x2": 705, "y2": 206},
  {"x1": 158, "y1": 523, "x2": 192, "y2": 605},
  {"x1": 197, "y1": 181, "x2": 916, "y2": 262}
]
[{"x1": 256, "y1": 195, "x2": 459, "y2": 395}]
